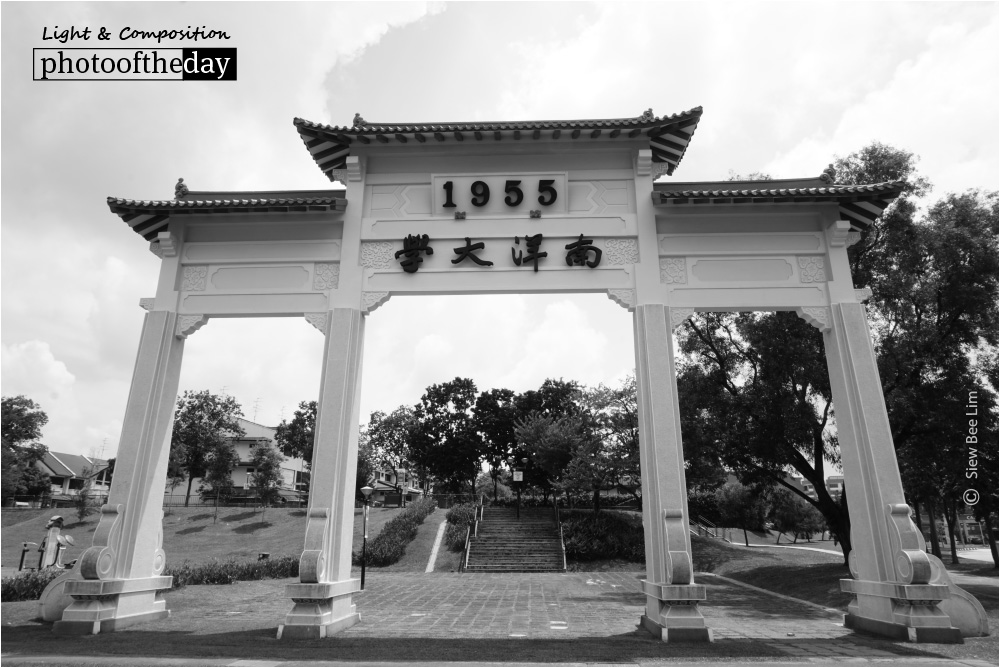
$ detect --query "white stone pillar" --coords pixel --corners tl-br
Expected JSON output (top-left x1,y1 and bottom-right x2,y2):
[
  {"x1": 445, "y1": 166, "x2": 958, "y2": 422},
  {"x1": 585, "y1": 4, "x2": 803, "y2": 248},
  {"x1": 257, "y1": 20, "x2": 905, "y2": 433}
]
[
  {"x1": 280, "y1": 307, "x2": 365, "y2": 639},
  {"x1": 824, "y1": 302, "x2": 960, "y2": 643},
  {"x1": 54, "y1": 310, "x2": 183, "y2": 635},
  {"x1": 633, "y1": 304, "x2": 710, "y2": 642}
]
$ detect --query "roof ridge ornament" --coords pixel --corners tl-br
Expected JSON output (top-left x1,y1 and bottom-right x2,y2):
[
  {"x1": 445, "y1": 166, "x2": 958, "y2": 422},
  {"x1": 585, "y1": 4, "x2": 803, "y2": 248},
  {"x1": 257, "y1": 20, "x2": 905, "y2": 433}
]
[
  {"x1": 174, "y1": 177, "x2": 189, "y2": 199},
  {"x1": 352, "y1": 112, "x2": 366, "y2": 128},
  {"x1": 819, "y1": 164, "x2": 837, "y2": 183},
  {"x1": 640, "y1": 108, "x2": 655, "y2": 122}
]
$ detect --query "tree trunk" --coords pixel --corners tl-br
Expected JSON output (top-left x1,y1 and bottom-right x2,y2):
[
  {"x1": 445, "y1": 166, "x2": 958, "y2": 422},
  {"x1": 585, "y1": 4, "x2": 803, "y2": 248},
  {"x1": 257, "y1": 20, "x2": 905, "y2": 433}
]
[
  {"x1": 742, "y1": 527, "x2": 749, "y2": 547},
  {"x1": 592, "y1": 486, "x2": 601, "y2": 514},
  {"x1": 926, "y1": 498, "x2": 942, "y2": 559},
  {"x1": 776, "y1": 532, "x2": 782, "y2": 544},
  {"x1": 913, "y1": 500, "x2": 924, "y2": 533},
  {"x1": 185, "y1": 474, "x2": 195, "y2": 508},
  {"x1": 493, "y1": 475, "x2": 498, "y2": 503},
  {"x1": 944, "y1": 496, "x2": 960, "y2": 566},
  {"x1": 983, "y1": 509, "x2": 999, "y2": 569}
]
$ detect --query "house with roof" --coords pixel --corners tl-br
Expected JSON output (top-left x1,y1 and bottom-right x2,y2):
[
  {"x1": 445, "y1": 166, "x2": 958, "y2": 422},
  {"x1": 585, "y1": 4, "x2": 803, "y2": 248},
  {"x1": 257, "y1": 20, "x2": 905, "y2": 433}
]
[
  {"x1": 35, "y1": 452, "x2": 113, "y2": 506},
  {"x1": 366, "y1": 466, "x2": 428, "y2": 506}
]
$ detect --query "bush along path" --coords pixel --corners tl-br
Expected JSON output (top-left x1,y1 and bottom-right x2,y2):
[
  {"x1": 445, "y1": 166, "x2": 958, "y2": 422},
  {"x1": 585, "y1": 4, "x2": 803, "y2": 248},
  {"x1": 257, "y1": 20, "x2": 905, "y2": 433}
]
[{"x1": 351, "y1": 497, "x2": 437, "y2": 567}]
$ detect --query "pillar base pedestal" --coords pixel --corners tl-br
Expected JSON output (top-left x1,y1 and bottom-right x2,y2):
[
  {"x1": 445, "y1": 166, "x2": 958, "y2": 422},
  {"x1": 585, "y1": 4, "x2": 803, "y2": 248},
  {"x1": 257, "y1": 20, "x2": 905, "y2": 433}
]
[
  {"x1": 640, "y1": 580, "x2": 712, "y2": 642},
  {"x1": 52, "y1": 576, "x2": 172, "y2": 635},
  {"x1": 640, "y1": 614, "x2": 713, "y2": 642},
  {"x1": 278, "y1": 612, "x2": 360, "y2": 639},
  {"x1": 844, "y1": 612, "x2": 962, "y2": 644},
  {"x1": 278, "y1": 579, "x2": 361, "y2": 640}
]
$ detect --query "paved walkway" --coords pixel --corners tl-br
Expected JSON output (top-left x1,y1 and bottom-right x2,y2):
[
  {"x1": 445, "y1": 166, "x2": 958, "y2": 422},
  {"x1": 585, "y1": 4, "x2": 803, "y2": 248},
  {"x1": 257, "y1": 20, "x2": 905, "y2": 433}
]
[{"x1": 2, "y1": 572, "x2": 995, "y2": 665}]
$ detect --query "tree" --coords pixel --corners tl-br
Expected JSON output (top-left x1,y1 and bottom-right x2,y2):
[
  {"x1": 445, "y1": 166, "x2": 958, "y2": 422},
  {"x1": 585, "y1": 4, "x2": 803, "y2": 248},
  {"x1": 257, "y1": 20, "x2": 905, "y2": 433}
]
[
  {"x1": 770, "y1": 488, "x2": 825, "y2": 543},
  {"x1": 715, "y1": 481, "x2": 769, "y2": 547},
  {"x1": 199, "y1": 439, "x2": 239, "y2": 520},
  {"x1": 410, "y1": 378, "x2": 484, "y2": 494},
  {"x1": 74, "y1": 465, "x2": 96, "y2": 522},
  {"x1": 249, "y1": 445, "x2": 284, "y2": 516},
  {"x1": 171, "y1": 390, "x2": 245, "y2": 507},
  {"x1": 1, "y1": 396, "x2": 51, "y2": 503},
  {"x1": 355, "y1": 427, "x2": 376, "y2": 501},
  {"x1": 367, "y1": 406, "x2": 416, "y2": 505},
  {"x1": 513, "y1": 412, "x2": 578, "y2": 502},
  {"x1": 473, "y1": 388, "x2": 519, "y2": 501},
  {"x1": 579, "y1": 376, "x2": 642, "y2": 504},
  {"x1": 275, "y1": 401, "x2": 317, "y2": 469}
]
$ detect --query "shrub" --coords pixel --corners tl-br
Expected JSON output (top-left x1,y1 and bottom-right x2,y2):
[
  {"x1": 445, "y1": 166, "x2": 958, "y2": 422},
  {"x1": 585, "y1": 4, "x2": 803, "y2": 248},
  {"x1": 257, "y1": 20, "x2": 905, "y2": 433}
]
[
  {"x1": 561, "y1": 510, "x2": 644, "y2": 562},
  {"x1": 352, "y1": 497, "x2": 437, "y2": 567},
  {"x1": 1, "y1": 567, "x2": 64, "y2": 602},
  {"x1": 165, "y1": 555, "x2": 299, "y2": 589},
  {"x1": 443, "y1": 502, "x2": 475, "y2": 551}
]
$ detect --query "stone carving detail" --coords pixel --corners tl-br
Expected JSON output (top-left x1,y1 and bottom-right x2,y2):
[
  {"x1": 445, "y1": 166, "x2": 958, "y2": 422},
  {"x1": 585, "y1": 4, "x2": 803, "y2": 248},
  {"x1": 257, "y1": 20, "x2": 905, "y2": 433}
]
[
  {"x1": 797, "y1": 256, "x2": 827, "y2": 283},
  {"x1": 605, "y1": 238, "x2": 639, "y2": 265},
  {"x1": 662, "y1": 509, "x2": 692, "y2": 585},
  {"x1": 847, "y1": 231, "x2": 862, "y2": 247},
  {"x1": 138, "y1": 298, "x2": 155, "y2": 311},
  {"x1": 796, "y1": 307, "x2": 830, "y2": 331},
  {"x1": 152, "y1": 511, "x2": 166, "y2": 576},
  {"x1": 827, "y1": 220, "x2": 852, "y2": 247},
  {"x1": 182, "y1": 266, "x2": 208, "y2": 291},
  {"x1": 176, "y1": 315, "x2": 208, "y2": 339},
  {"x1": 652, "y1": 162, "x2": 671, "y2": 180},
  {"x1": 175, "y1": 178, "x2": 189, "y2": 199},
  {"x1": 360, "y1": 242, "x2": 395, "y2": 269},
  {"x1": 305, "y1": 313, "x2": 328, "y2": 335},
  {"x1": 670, "y1": 307, "x2": 694, "y2": 329},
  {"x1": 300, "y1": 507, "x2": 330, "y2": 583},
  {"x1": 362, "y1": 292, "x2": 390, "y2": 314},
  {"x1": 330, "y1": 169, "x2": 347, "y2": 185},
  {"x1": 660, "y1": 257, "x2": 687, "y2": 284},
  {"x1": 606, "y1": 289, "x2": 635, "y2": 310},
  {"x1": 79, "y1": 503, "x2": 123, "y2": 580},
  {"x1": 886, "y1": 503, "x2": 932, "y2": 585},
  {"x1": 855, "y1": 287, "x2": 873, "y2": 302},
  {"x1": 150, "y1": 231, "x2": 177, "y2": 258},
  {"x1": 313, "y1": 263, "x2": 340, "y2": 290},
  {"x1": 819, "y1": 164, "x2": 836, "y2": 183},
  {"x1": 345, "y1": 155, "x2": 364, "y2": 182}
]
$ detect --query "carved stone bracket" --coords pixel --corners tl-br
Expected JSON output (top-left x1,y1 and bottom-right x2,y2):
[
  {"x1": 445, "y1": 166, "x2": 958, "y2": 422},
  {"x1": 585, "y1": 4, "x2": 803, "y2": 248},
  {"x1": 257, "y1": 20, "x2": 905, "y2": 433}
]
[
  {"x1": 181, "y1": 265, "x2": 208, "y2": 291},
  {"x1": 313, "y1": 263, "x2": 340, "y2": 290},
  {"x1": 79, "y1": 504, "x2": 123, "y2": 580},
  {"x1": 795, "y1": 306, "x2": 831, "y2": 331},
  {"x1": 176, "y1": 315, "x2": 208, "y2": 339},
  {"x1": 299, "y1": 507, "x2": 330, "y2": 583},
  {"x1": 330, "y1": 170, "x2": 347, "y2": 186},
  {"x1": 360, "y1": 242, "x2": 395, "y2": 269},
  {"x1": 847, "y1": 231, "x2": 863, "y2": 247},
  {"x1": 362, "y1": 292, "x2": 390, "y2": 314},
  {"x1": 660, "y1": 257, "x2": 687, "y2": 284},
  {"x1": 797, "y1": 256, "x2": 827, "y2": 283},
  {"x1": 886, "y1": 503, "x2": 932, "y2": 585},
  {"x1": 345, "y1": 155, "x2": 365, "y2": 182},
  {"x1": 606, "y1": 289, "x2": 635, "y2": 311},
  {"x1": 826, "y1": 220, "x2": 852, "y2": 247},
  {"x1": 855, "y1": 287, "x2": 873, "y2": 302},
  {"x1": 652, "y1": 162, "x2": 671, "y2": 180},
  {"x1": 669, "y1": 307, "x2": 694, "y2": 329},
  {"x1": 605, "y1": 238, "x2": 639, "y2": 265},
  {"x1": 305, "y1": 313, "x2": 328, "y2": 335},
  {"x1": 662, "y1": 509, "x2": 692, "y2": 585},
  {"x1": 149, "y1": 231, "x2": 177, "y2": 258},
  {"x1": 138, "y1": 298, "x2": 155, "y2": 311},
  {"x1": 634, "y1": 149, "x2": 652, "y2": 177}
]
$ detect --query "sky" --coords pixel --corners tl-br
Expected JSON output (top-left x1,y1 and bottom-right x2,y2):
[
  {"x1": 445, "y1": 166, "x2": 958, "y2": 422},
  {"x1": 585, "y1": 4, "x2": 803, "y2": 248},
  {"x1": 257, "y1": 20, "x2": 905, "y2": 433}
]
[{"x1": 2, "y1": 2, "x2": 998, "y2": 460}]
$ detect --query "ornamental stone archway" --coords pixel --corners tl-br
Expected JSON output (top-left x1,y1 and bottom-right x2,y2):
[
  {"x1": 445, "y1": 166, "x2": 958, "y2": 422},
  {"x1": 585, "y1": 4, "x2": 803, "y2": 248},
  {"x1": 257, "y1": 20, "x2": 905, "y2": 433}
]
[{"x1": 53, "y1": 107, "x2": 978, "y2": 644}]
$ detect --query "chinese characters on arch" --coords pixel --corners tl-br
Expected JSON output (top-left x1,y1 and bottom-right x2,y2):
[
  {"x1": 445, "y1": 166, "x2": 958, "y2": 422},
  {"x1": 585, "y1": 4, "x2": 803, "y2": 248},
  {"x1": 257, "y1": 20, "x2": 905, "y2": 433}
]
[{"x1": 394, "y1": 233, "x2": 603, "y2": 273}]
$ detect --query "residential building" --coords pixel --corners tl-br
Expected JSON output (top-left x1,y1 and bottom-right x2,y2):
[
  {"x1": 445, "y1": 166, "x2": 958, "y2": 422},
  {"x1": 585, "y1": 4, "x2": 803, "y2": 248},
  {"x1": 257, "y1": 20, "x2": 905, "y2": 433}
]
[
  {"x1": 367, "y1": 467, "x2": 427, "y2": 506},
  {"x1": 34, "y1": 452, "x2": 112, "y2": 506}
]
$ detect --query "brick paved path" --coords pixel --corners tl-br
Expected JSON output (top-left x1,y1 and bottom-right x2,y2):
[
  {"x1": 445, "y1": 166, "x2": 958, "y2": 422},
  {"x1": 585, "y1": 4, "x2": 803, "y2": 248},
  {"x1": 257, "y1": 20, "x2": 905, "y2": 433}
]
[{"x1": 345, "y1": 572, "x2": 908, "y2": 658}]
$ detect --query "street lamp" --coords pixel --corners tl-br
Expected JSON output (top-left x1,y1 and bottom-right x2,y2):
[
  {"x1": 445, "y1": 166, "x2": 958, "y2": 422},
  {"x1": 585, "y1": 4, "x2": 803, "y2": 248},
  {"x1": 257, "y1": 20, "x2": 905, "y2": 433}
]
[{"x1": 360, "y1": 485, "x2": 373, "y2": 590}]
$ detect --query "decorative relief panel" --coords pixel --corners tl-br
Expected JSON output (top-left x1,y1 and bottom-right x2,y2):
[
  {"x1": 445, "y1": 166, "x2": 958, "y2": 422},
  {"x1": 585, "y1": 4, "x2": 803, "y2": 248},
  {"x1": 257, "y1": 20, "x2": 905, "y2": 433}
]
[
  {"x1": 797, "y1": 256, "x2": 827, "y2": 283},
  {"x1": 182, "y1": 266, "x2": 208, "y2": 291},
  {"x1": 369, "y1": 185, "x2": 406, "y2": 218},
  {"x1": 670, "y1": 307, "x2": 695, "y2": 329},
  {"x1": 855, "y1": 287, "x2": 873, "y2": 302},
  {"x1": 606, "y1": 289, "x2": 635, "y2": 311},
  {"x1": 305, "y1": 313, "x2": 328, "y2": 335},
  {"x1": 138, "y1": 298, "x2": 155, "y2": 311},
  {"x1": 313, "y1": 263, "x2": 340, "y2": 290},
  {"x1": 401, "y1": 185, "x2": 432, "y2": 216},
  {"x1": 604, "y1": 239, "x2": 639, "y2": 265},
  {"x1": 360, "y1": 242, "x2": 395, "y2": 269},
  {"x1": 660, "y1": 257, "x2": 687, "y2": 284},
  {"x1": 567, "y1": 181, "x2": 632, "y2": 215}
]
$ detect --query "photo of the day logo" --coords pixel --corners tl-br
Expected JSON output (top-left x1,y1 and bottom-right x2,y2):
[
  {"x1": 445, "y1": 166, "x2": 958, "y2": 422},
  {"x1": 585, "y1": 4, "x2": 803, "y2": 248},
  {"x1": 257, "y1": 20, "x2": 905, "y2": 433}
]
[{"x1": 34, "y1": 48, "x2": 237, "y2": 81}]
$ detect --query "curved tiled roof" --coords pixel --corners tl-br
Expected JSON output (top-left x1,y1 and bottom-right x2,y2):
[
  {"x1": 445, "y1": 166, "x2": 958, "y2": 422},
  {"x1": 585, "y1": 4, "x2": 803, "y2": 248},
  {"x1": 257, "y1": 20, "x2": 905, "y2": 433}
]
[
  {"x1": 295, "y1": 107, "x2": 703, "y2": 182},
  {"x1": 652, "y1": 181, "x2": 905, "y2": 229},
  {"x1": 107, "y1": 193, "x2": 347, "y2": 241}
]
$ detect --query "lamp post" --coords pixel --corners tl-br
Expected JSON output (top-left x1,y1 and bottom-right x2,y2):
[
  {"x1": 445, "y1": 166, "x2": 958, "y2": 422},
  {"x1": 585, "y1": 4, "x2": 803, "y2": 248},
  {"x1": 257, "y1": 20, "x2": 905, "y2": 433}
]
[
  {"x1": 515, "y1": 457, "x2": 528, "y2": 520},
  {"x1": 360, "y1": 485, "x2": 373, "y2": 590}
]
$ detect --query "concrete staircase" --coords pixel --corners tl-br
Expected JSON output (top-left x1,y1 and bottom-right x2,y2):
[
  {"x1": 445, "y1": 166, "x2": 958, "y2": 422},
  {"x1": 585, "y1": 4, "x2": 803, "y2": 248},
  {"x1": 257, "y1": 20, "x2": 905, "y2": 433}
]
[{"x1": 464, "y1": 507, "x2": 566, "y2": 573}]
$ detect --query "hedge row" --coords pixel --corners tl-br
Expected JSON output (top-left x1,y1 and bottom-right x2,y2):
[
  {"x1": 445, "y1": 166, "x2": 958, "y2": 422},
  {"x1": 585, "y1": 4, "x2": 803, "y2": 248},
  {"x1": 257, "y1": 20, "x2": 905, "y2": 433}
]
[
  {"x1": 166, "y1": 555, "x2": 299, "y2": 589},
  {"x1": 561, "y1": 510, "x2": 644, "y2": 562},
  {"x1": 444, "y1": 502, "x2": 475, "y2": 552},
  {"x1": 1, "y1": 567, "x2": 64, "y2": 602},
  {"x1": 352, "y1": 497, "x2": 437, "y2": 567}
]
